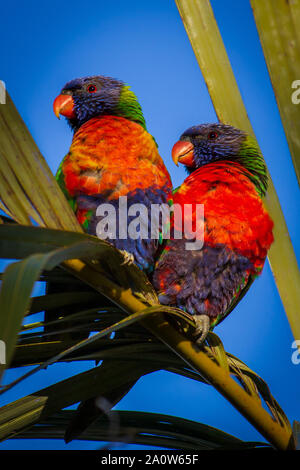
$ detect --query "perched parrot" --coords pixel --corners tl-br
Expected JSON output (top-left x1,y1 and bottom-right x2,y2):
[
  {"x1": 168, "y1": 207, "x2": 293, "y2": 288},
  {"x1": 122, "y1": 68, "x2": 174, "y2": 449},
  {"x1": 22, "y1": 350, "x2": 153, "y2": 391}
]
[
  {"x1": 153, "y1": 123, "x2": 274, "y2": 342},
  {"x1": 49, "y1": 74, "x2": 172, "y2": 443},
  {"x1": 52, "y1": 75, "x2": 172, "y2": 269},
  {"x1": 48, "y1": 75, "x2": 172, "y2": 334}
]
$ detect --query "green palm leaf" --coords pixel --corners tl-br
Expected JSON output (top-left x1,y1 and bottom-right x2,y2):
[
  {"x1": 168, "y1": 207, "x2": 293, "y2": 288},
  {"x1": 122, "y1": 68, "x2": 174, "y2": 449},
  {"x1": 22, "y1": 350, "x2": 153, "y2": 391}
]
[{"x1": 13, "y1": 410, "x2": 270, "y2": 450}]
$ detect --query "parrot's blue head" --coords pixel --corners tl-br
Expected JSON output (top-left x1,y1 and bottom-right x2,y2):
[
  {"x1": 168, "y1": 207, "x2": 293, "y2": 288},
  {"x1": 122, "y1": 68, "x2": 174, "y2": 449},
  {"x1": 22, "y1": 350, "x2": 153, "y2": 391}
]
[
  {"x1": 172, "y1": 123, "x2": 268, "y2": 196},
  {"x1": 172, "y1": 123, "x2": 246, "y2": 170},
  {"x1": 53, "y1": 75, "x2": 146, "y2": 132}
]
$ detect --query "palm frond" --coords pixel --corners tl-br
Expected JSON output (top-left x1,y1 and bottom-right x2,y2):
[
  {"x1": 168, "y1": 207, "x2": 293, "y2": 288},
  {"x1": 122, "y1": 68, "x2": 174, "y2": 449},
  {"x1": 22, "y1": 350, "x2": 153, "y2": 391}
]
[
  {"x1": 0, "y1": 224, "x2": 291, "y2": 442},
  {"x1": 13, "y1": 410, "x2": 271, "y2": 450},
  {"x1": 251, "y1": 0, "x2": 300, "y2": 185}
]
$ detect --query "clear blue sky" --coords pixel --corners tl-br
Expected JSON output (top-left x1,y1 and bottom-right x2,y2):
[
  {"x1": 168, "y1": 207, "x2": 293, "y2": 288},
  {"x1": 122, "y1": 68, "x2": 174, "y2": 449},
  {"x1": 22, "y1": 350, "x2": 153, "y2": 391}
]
[{"x1": 1, "y1": 0, "x2": 300, "y2": 450}]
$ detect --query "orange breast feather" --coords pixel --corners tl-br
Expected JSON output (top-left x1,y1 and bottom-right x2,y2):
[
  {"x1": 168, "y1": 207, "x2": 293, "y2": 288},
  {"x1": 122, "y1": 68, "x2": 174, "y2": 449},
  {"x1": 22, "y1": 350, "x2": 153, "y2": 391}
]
[{"x1": 61, "y1": 115, "x2": 171, "y2": 199}]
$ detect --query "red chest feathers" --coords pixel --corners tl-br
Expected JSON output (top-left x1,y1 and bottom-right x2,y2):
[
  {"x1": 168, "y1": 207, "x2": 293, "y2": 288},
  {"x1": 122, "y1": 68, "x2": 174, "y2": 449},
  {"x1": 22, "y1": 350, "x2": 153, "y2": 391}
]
[{"x1": 173, "y1": 163, "x2": 274, "y2": 268}]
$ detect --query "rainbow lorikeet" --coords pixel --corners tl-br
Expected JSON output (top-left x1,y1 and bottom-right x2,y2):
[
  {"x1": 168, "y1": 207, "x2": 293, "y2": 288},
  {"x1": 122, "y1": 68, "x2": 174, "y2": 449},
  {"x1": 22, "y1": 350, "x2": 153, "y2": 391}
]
[
  {"x1": 52, "y1": 75, "x2": 172, "y2": 270},
  {"x1": 50, "y1": 75, "x2": 172, "y2": 443},
  {"x1": 153, "y1": 123, "x2": 274, "y2": 343}
]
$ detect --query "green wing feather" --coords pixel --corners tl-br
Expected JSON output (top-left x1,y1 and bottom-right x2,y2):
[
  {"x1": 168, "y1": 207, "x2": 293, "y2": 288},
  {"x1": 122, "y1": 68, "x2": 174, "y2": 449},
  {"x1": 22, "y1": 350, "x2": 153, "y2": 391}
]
[{"x1": 55, "y1": 160, "x2": 77, "y2": 213}]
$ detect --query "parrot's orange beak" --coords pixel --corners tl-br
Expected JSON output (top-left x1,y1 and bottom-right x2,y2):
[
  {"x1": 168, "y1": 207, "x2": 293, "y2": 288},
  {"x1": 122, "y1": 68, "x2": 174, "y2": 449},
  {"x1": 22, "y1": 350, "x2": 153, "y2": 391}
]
[
  {"x1": 172, "y1": 141, "x2": 195, "y2": 167},
  {"x1": 53, "y1": 94, "x2": 75, "y2": 119}
]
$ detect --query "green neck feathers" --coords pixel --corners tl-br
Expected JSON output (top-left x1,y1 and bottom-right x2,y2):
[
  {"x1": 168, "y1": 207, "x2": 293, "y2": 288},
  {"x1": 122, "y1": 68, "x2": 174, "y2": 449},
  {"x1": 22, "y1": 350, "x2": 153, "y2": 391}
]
[
  {"x1": 238, "y1": 135, "x2": 268, "y2": 197},
  {"x1": 116, "y1": 86, "x2": 147, "y2": 131}
]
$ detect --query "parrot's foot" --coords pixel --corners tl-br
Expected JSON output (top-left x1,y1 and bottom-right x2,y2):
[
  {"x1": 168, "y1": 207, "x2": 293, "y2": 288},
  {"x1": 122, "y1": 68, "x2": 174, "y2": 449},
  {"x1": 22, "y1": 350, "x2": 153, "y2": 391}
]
[
  {"x1": 193, "y1": 314, "x2": 210, "y2": 346},
  {"x1": 120, "y1": 250, "x2": 135, "y2": 266}
]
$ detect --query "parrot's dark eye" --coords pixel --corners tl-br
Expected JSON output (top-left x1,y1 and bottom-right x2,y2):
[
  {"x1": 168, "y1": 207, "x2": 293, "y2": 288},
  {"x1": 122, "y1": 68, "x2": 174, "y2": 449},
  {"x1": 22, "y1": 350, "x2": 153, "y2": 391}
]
[
  {"x1": 208, "y1": 131, "x2": 218, "y2": 140},
  {"x1": 87, "y1": 84, "x2": 97, "y2": 93}
]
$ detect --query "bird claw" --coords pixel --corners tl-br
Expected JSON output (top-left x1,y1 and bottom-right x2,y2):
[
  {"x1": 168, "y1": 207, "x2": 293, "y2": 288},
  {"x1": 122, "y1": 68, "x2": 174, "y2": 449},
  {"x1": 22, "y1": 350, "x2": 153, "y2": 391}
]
[
  {"x1": 193, "y1": 314, "x2": 210, "y2": 346},
  {"x1": 120, "y1": 250, "x2": 135, "y2": 266}
]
